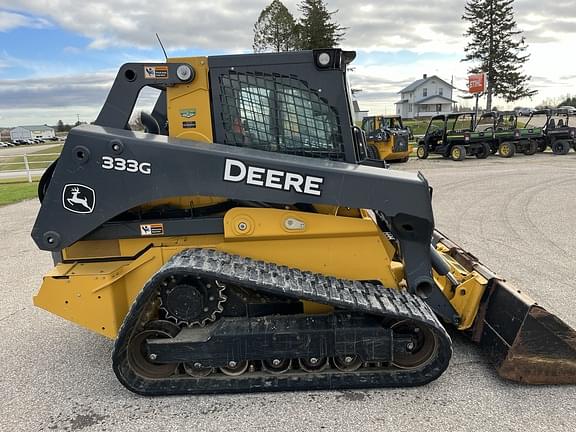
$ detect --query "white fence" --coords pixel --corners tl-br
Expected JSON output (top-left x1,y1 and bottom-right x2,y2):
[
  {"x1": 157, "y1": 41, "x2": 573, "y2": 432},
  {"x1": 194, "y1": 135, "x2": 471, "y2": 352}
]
[{"x1": 0, "y1": 152, "x2": 59, "y2": 182}]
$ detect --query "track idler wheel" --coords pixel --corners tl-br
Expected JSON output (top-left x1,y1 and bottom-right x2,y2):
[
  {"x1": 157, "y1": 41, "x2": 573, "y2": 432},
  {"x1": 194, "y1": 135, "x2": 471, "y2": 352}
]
[
  {"x1": 262, "y1": 359, "x2": 291, "y2": 374},
  {"x1": 298, "y1": 357, "x2": 329, "y2": 372},
  {"x1": 220, "y1": 360, "x2": 249, "y2": 376},
  {"x1": 333, "y1": 355, "x2": 363, "y2": 372},
  {"x1": 184, "y1": 362, "x2": 214, "y2": 377},
  {"x1": 126, "y1": 320, "x2": 180, "y2": 379},
  {"x1": 391, "y1": 321, "x2": 438, "y2": 369}
]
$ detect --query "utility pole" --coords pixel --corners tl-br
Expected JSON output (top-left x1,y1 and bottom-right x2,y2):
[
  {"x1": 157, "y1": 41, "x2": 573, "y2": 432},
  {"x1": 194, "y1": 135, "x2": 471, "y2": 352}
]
[{"x1": 474, "y1": 94, "x2": 480, "y2": 119}]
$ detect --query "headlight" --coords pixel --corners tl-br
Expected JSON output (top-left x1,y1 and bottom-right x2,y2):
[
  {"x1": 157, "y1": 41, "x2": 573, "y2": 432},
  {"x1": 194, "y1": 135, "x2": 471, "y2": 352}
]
[
  {"x1": 176, "y1": 64, "x2": 194, "y2": 82},
  {"x1": 317, "y1": 52, "x2": 331, "y2": 67}
]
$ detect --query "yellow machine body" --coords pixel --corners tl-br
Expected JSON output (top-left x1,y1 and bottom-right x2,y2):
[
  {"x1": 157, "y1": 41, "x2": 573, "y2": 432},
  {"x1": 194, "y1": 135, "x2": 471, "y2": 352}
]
[
  {"x1": 362, "y1": 115, "x2": 411, "y2": 162},
  {"x1": 35, "y1": 207, "x2": 487, "y2": 339}
]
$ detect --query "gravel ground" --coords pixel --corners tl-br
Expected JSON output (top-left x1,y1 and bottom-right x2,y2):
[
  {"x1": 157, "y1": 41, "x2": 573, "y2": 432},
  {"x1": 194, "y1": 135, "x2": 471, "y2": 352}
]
[{"x1": 1, "y1": 153, "x2": 575, "y2": 432}]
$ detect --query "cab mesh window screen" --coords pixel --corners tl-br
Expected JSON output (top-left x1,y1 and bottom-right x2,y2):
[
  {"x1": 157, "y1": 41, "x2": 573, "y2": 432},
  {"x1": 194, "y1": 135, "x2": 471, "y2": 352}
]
[{"x1": 219, "y1": 71, "x2": 345, "y2": 160}]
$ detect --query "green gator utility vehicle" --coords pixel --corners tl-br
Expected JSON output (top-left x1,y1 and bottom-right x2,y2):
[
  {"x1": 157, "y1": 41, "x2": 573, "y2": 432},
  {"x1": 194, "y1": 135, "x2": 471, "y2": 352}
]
[
  {"x1": 417, "y1": 113, "x2": 491, "y2": 161},
  {"x1": 475, "y1": 111, "x2": 541, "y2": 157},
  {"x1": 524, "y1": 109, "x2": 576, "y2": 155}
]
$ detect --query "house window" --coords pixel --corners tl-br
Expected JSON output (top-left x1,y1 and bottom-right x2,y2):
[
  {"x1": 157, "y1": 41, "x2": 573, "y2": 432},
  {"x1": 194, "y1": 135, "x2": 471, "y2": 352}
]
[
  {"x1": 439, "y1": 87, "x2": 443, "y2": 96},
  {"x1": 436, "y1": 104, "x2": 442, "y2": 112},
  {"x1": 409, "y1": 104, "x2": 413, "y2": 113},
  {"x1": 423, "y1": 88, "x2": 428, "y2": 97}
]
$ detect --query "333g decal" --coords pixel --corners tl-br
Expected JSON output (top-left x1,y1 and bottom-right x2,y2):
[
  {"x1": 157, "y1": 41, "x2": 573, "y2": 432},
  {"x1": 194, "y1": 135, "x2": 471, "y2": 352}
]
[{"x1": 101, "y1": 156, "x2": 151, "y2": 175}]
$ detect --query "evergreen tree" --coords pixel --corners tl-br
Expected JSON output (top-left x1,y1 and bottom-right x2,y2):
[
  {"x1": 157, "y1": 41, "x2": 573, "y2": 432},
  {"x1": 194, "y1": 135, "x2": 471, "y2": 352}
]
[
  {"x1": 297, "y1": 0, "x2": 345, "y2": 49},
  {"x1": 253, "y1": 0, "x2": 298, "y2": 53},
  {"x1": 56, "y1": 120, "x2": 65, "y2": 132},
  {"x1": 558, "y1": 96, "x2": 576, "y2": 107},
  {"x1": 462, "y1": 0, "x2": 536, "y2": 110}
]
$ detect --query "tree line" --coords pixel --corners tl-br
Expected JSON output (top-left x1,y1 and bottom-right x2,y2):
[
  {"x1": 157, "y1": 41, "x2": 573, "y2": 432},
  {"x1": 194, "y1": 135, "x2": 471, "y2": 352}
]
[
  {"x1": 253, "y1": 0, "x2": 345, "y2": 52},
  {"x1": 55, "y1": 119, "x2": 82, "y2": 132},
  {"x1": 254, "y1": 0, "x2": 542, "y2": 110},
  {"x1": 59, "y1": 0, "x2": 553, "y2": 127}
]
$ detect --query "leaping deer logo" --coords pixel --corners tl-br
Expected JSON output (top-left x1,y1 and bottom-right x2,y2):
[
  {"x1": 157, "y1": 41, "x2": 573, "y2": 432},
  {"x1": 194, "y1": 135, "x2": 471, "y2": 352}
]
[
  {"x1": 67, "y1": 187, "x2": 90, "y2": 211},
  {"x1": 63, "y1": 184, "x2": 95, "y2": 214}
]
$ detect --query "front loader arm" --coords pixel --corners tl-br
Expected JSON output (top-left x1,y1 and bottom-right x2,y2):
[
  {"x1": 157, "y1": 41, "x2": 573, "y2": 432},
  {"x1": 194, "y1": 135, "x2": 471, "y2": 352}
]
[{"x1": 31, "y1": 125, "x2": 459, "y2": 323}]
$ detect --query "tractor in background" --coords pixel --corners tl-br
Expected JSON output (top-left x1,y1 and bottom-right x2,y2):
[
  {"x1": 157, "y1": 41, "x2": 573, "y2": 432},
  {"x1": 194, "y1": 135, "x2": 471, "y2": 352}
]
[{"x1": 361, "y1": 115, "x2": 411, "y2": 162}]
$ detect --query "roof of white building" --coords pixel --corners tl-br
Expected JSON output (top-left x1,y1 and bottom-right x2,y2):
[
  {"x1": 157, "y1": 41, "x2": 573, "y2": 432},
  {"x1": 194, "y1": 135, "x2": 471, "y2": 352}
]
[
  {"x1": 399, "y1": 75, "x2": 455, "y2": 94},
  {"x1": 13, "y1": 125, "x2": 54, "y2": 131}
]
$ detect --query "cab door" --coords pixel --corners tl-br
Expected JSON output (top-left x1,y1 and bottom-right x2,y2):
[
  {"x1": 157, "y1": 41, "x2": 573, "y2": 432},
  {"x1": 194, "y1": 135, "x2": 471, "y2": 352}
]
[{"x1": 361, "y1": 117, "x2": 377, "y2": 142}]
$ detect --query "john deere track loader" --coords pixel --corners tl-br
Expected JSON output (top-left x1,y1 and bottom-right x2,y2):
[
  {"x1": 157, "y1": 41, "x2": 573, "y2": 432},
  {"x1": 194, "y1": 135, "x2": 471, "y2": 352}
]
[
  {"x1": 32, "y1": 49, "x2": 576, "y2": 395},
  {"x1": 361, "y1": 115, "x2": 411, "y2": 162}
]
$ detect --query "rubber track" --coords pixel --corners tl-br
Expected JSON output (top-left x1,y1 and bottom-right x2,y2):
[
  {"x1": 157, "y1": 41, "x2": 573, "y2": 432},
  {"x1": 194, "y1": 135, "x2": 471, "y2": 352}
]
[{"x1": 112, "y1": 248, "x2": 452, "y2": 395}]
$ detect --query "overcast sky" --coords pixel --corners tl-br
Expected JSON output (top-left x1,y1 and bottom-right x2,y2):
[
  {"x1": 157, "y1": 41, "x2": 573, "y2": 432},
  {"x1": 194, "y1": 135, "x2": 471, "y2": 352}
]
[{"x1": 1, "y1": 0, "x2": 575, "y2": 126}]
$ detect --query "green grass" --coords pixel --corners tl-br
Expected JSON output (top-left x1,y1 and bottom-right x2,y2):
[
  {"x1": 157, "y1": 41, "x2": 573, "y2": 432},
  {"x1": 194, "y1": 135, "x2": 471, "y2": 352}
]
[
  {"x1": 403, "y1": 119, "x2": 429, "y2": 136},
  {"x1": 0, "y1": 144, "x2": 62, "y2": 172},
  {"x1": 0, "y1": 181, "x2": 39, "y2": 206}
]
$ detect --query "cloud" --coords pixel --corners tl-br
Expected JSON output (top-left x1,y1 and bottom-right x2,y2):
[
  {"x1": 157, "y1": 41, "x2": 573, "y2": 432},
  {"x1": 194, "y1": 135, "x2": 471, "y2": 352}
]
[
  {"x1": 1, "y1": 1, "x2": 265, "y2": 52},
  {"x1": 0, "y1": 1, "x2": 501, "y2": 53},
  {"x1": 0, "y1": 10, "x2": 51, "y2": 32},
  {"x1": 62, "y1": 46, "x2": 82, "y2": 54},
  {"x1": 3, "y1": 0, "x2": 576, "y2": 53},
  {"x1": 1, "y1": 0, "x2": 576, "y2": 123},
  {"x1": 0, "y1": 72, "x2": 115, "y2": 110},
  {"x1": 0, "y1": 71, "x2": 163, "y2": 126},
  {"x1": 2, "y1": 0, "x2": 575, "y2": 54}
]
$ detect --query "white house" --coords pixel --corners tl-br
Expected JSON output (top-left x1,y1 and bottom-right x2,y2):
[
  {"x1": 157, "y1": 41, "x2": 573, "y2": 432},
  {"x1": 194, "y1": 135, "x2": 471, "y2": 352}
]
[
  {"x1": 352, "y1": 100, "x2": 369, "y2": 123},
  {"x1": 10, "y1": 125, "x2": 56, "y2": 141},
  {"x1": 396, "y1": 74, "x2": 455, "y2": 119}
]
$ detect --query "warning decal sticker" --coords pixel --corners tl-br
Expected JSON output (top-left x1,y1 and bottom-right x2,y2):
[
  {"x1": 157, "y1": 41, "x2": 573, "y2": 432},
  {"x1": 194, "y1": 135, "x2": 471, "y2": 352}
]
[
  {"x1": 144, "y1": 66, "x2": 169, "y2": 79},
  {"x1": 140, "y1": 223, "x2": 164, "y2": 236}
]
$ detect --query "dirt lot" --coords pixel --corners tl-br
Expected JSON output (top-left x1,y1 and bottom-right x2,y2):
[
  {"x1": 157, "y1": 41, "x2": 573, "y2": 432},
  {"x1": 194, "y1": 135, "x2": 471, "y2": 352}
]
[{"x1": 1, "y1": 153, "x2": 575, "y2": 431}]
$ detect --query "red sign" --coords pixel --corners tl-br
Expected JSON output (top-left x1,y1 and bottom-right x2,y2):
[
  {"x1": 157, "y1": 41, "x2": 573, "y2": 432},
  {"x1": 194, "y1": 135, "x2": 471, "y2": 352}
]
[{"x1": 468, "y1": 73, "x2": 486, "y2": 94}]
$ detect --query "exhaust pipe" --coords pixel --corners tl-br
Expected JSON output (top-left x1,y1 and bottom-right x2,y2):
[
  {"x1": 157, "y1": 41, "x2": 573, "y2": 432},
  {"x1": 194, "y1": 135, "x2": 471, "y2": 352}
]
[{"x1": 433, "y1": 230, "x2": 576, "y2": 385}]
